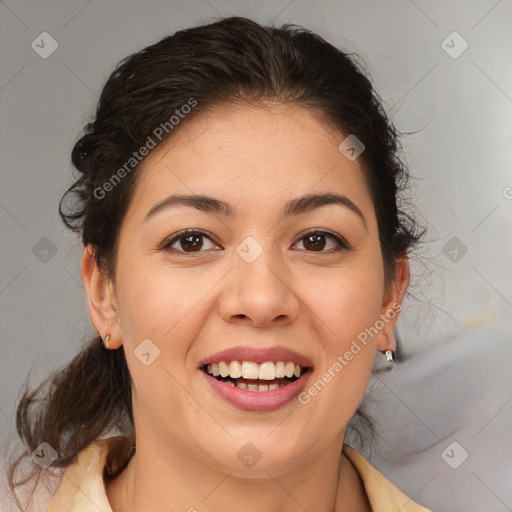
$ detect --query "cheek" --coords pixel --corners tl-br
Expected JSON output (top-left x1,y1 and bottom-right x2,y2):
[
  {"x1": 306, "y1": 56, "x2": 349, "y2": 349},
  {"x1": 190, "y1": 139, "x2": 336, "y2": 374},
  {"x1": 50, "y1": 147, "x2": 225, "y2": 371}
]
[
  {"x1": 115, "y1": 259, "x2": 218, "y2": 363},
  {"x1": 299, "y1": 272, "x2": 380, "y2": 433},
  {"x1": 299, "y1": 255, "x2": 383, "y2": 406},
  {"x1": 115, "y1": 263, "x2": 211, "y2": 418},
  {"x1": 116, "y1": 255, "x2": 183, "y2": 329},
  {"x1": 306, "y1": 260, "x2": 385, "y2": 343}
]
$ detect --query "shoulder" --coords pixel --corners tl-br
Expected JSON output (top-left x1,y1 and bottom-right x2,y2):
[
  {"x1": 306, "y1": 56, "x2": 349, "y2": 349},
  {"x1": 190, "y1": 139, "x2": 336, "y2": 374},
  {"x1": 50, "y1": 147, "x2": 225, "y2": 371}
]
[
  {"x1": 342, "y1": 445, "x2": 432, "y2": 512},
  {"x1": 45, "y1": 435, "x2": 134, "y2": 512}
]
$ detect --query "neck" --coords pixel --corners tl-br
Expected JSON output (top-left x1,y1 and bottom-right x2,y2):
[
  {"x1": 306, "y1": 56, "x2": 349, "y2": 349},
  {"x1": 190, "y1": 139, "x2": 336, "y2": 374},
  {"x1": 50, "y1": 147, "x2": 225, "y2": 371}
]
[{"x1": 106, "y1": 433, "x2": 370, "y2": 512}]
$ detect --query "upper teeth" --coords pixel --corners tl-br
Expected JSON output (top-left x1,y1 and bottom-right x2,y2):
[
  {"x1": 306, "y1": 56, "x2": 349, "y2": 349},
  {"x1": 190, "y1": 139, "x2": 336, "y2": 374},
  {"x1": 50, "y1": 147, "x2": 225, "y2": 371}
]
[{"x1": 206, "y1": 361, "x2": 303, "y2": 380}]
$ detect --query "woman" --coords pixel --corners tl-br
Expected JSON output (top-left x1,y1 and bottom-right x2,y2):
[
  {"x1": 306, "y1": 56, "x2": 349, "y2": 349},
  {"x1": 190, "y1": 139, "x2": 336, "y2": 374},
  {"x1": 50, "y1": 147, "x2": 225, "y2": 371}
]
[{"x1": 6, "y1": 16, "x2": 430, "y2": 511}]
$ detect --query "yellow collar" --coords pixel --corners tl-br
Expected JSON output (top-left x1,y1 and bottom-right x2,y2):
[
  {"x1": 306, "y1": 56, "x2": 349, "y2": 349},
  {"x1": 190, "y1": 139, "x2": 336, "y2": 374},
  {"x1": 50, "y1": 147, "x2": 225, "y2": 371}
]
[{"x1": 47, "y1": 435, "x2": 430, "y2": 512}]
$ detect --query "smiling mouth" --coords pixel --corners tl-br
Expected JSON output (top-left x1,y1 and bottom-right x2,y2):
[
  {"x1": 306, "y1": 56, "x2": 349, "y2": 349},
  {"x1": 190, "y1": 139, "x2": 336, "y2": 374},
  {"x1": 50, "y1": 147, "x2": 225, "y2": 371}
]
[{"x1": 201, "y1": 361, "x2": 311, "y2": 392}]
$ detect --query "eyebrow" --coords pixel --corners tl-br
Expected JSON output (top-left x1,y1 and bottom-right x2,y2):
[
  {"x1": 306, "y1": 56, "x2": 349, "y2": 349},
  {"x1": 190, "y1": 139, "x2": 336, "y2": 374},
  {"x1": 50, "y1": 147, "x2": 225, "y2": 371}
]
[{"x1": 142, "y1": 192, "x2": 367, "y2": 230}]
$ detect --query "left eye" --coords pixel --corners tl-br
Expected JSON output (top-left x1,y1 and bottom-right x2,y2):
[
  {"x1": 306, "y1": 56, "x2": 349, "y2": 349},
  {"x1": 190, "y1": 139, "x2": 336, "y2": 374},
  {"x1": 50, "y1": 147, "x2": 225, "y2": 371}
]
[{"x1": 292, "y1": 230, "x2": 347, "y2": 252}]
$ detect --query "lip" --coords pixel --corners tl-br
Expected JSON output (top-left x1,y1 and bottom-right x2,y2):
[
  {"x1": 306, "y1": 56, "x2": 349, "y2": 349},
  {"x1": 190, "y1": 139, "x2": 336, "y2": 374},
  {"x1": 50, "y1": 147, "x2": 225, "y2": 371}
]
[
  {"x1": 200, "y1": 368, "x2": 313, "y2": 412},
  {"x1": 197, "y1": 345, "x2": 314, "y2": 367}
]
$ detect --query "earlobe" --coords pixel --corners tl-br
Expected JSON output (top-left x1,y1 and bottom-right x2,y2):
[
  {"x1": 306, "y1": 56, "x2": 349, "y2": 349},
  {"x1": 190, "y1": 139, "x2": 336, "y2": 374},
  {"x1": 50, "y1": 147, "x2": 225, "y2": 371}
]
[{"x1": 81, "y1": 245, "x2": 121, "y2": 347}]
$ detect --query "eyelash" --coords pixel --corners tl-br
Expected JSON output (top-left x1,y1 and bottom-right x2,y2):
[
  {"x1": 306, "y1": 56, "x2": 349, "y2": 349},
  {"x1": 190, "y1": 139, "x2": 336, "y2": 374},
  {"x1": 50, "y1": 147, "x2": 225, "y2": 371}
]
[{"x1": 160, "y1": 228, "x2": 351, "y2": 254}]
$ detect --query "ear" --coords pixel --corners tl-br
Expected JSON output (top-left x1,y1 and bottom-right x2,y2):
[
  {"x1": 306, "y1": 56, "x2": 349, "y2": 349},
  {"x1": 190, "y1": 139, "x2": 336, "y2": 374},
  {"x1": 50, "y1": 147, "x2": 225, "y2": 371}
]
[
  {"x1": 375, "y1": 255, "x2": 410, "y2": 352},
  {"x1": 81, "y1": 244, "x2": 123, "y2": 349}
]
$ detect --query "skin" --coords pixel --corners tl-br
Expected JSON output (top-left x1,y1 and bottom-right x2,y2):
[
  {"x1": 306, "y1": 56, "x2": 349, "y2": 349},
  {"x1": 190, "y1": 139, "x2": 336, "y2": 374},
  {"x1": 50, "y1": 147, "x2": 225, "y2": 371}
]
[{"x1": 82, "y1": 102, "x2": 409, "y2": 512}]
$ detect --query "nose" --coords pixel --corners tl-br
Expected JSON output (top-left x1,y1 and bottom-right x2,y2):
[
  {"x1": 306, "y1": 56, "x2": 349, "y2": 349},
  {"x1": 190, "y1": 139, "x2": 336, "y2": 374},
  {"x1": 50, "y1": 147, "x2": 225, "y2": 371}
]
[{"x1": 218, "y1": 247, "x2": 300, "y2": 328}]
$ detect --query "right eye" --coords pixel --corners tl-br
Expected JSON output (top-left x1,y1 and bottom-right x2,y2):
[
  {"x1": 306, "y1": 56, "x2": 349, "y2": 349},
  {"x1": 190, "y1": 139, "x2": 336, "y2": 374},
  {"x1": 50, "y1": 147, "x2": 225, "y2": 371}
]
[{"x1": 161, "y1": 230, "x2": 221, "y2": 254}]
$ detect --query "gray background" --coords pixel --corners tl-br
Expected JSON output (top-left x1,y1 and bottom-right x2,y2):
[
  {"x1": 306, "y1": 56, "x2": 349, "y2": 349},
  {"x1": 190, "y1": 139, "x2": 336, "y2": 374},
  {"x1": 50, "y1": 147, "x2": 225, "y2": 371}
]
[{"x1": 1, "y1": 1, "x2": 511, "y2": 511}]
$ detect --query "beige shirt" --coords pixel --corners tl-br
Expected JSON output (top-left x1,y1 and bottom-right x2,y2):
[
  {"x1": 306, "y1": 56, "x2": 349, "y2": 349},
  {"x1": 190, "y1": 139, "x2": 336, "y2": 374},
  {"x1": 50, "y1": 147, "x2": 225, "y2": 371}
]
[{"x1": 44, "y1": 435, "x2": 431, "y2": 512}]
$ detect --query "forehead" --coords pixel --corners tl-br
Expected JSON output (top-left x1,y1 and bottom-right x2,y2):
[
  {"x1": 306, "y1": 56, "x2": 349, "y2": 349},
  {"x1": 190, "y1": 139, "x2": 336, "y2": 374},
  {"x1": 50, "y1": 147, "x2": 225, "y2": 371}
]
[{"x1": 126, "y1": 102, "x2": 375, "y2": 225}]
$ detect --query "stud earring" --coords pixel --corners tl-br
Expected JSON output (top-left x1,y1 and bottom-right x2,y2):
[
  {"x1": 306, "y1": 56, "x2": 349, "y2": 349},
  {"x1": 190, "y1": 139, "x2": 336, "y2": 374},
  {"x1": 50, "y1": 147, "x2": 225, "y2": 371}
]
[{"x1": 384, "y1": 349, "x2": 394, "y2": 363}]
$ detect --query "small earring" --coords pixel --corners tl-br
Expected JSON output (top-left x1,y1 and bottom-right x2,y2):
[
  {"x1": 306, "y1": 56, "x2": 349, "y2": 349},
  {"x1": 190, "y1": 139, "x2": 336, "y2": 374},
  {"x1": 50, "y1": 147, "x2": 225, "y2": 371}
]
[
  {"x1": 103, "y1": 333, "x2": 111, "y2": 350},
  {"x1": 384, "y1": 349, "x2": 395, "y2": 363}
]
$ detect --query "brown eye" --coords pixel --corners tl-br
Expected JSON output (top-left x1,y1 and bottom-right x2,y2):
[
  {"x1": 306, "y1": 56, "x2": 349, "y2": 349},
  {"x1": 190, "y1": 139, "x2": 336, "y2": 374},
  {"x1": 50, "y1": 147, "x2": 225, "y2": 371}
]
[
  {"x1": 303, "y1": 233, "x2": 327, "y2": 251},
  {"x1": 294, "y1": 230, "x2": 348, "y2": 252},
  {"x1": 163, "y1": 230, "x2": 218, "y2": 253},
  {"x1": 179, "y1": 234, "x2": 204, "y2": 252}
]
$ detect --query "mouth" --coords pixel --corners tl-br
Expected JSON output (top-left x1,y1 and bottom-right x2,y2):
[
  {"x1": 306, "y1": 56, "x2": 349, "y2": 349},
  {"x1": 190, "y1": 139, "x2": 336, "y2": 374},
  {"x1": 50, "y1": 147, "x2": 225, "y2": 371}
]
[
  {"x1": 197, "y1": 346, "x2": 314, "y2": 411},
  {"x1": 201, "y1": 360, "x2": 310, "y2": 392}
]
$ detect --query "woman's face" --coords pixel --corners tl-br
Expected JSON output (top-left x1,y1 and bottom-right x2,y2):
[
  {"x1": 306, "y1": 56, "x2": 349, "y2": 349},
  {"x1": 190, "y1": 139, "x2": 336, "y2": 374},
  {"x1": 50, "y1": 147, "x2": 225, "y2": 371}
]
[{"x1": 89, "y1": 102, "x2": 407, "y2": 472}]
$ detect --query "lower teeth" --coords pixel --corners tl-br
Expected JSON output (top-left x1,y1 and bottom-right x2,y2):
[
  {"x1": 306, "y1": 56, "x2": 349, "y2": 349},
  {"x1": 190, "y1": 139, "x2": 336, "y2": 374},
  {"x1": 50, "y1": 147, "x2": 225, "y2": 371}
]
[{"x1": 224, "y1": 381, "x2": 288, "y2": 391}]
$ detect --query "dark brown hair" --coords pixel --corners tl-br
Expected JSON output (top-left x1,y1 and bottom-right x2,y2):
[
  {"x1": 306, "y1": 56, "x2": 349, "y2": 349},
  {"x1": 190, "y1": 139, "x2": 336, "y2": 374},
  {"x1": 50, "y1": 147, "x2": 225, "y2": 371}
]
[{"x1": 5, "y1": 16, "x2": 424, "y2": 510}]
